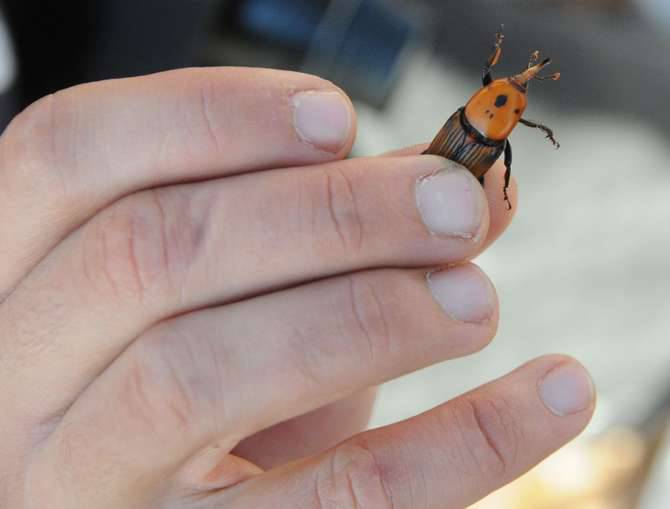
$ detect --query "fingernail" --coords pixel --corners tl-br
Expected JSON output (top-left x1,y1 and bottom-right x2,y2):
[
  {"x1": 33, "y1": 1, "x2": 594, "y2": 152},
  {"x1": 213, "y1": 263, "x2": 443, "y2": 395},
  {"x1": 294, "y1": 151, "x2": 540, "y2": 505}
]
[
  {"x1": 292, "y1": 91, "x2": 352, "y2": 153},
  {"x1": 539, "y1": 362, "x2": 595, "y2": 416},
  {"x1": 427, "y1": 265, "x2": 496, "y2": 323},
  {"x1": 416, "y1": 162, "x2": 485, "y2": 239}
]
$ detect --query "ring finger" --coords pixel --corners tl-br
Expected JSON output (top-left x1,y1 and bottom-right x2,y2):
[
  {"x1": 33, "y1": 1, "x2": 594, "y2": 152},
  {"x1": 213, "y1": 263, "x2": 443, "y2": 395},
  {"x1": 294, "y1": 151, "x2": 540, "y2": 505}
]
[{"x1": 29, "y1": 263, "x2": 499, "y2": 507}]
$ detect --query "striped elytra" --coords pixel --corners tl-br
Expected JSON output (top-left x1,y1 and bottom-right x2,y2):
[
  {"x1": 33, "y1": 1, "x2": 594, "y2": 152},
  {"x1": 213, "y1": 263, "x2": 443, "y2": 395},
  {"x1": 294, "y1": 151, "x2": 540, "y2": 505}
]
[
  {"x1": 423, "y1": 28, "x2": 561, "y2": 210},
  {"x1": 424, "y1": 108, "x2": 504, "y2": 180}
]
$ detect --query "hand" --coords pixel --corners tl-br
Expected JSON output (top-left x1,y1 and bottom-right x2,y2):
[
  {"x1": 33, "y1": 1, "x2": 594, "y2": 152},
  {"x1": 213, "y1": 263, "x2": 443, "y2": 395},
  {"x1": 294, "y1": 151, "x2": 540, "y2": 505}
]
[{"x1": 0, "y1": 67, "x2": 594, "y2": 508}]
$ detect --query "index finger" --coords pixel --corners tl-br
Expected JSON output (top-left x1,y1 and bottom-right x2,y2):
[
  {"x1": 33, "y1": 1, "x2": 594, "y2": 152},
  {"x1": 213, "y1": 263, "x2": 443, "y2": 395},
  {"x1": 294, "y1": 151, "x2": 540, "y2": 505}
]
[
  {"x1": 382, "y1": 141, "x2": 518, "y2": 249},
  {"x1": 0, "y1": 67, "x2": 356, "y2": 294}
]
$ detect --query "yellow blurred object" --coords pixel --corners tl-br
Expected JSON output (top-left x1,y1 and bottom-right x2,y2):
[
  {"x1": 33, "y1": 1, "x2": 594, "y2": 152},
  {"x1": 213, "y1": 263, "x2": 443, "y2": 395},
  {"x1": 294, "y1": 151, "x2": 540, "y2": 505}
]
[{"x1": 469, "y1": 428, "x2": 647, "y2": 509}]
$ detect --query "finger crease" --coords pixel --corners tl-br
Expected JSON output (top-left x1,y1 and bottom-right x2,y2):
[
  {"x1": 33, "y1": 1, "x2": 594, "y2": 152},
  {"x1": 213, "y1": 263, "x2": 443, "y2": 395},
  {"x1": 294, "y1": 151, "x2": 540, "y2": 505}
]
[
  {"x1": 199, "y1": 84, "x2": 222, "y2": 155},
  {"x1": 348, "y1": 277, "x2": 375, "y2": 361},
  {"x1": 325, "y1": 172, "x2": 348, "y2": 251},
  {"x1": 468, "y1": 398, "x2": 506, "y2": 470}
]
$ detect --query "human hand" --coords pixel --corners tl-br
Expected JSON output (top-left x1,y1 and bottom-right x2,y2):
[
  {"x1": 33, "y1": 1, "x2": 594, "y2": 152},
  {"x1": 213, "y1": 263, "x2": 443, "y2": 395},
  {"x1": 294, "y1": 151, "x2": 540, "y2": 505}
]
[{"x1": 0, "y1": 67, "x2": 594, "y2": 508}]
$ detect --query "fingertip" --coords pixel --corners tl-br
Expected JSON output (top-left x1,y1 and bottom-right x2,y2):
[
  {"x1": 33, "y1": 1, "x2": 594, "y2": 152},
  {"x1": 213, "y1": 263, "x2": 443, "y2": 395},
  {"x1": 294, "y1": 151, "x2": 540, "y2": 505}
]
[
  {"x1": 536, "y1": 355, "x2": 596, "y2": 420},
  {"x1": 328, "y1": 82, "x2": 358, "y2": 158},
  {"x1": 427, "y1": 263, "x2": 498, "y2": 325},
  {"x1": 290, "y1": 73, "x2": 358, "y2": 160},
  {"x1": 415, "y1": 158, "x2": 490, "y2": 243},
  {"x1": 374, "y1": 147, "x2": 517, "y2": 249},
  {"x1": 291, "y1": 89, "x2": 356, "y2": 156}
]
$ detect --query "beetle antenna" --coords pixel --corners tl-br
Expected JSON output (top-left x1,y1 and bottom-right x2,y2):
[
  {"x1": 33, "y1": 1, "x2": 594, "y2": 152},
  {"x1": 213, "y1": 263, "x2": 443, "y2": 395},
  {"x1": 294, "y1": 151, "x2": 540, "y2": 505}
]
[
  {"x1": 490, "y1": 26, "x2": 505, "y2": 65},
  {"x1": 525, "y1": 51, "x2": 542, "y2": 90}
]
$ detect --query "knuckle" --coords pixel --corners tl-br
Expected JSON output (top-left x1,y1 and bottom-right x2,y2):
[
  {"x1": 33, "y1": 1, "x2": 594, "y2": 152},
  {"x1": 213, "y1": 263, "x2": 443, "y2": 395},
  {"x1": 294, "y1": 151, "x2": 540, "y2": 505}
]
[
  {"x1": 3, "y1": 93, "x2": 55, "y2": 161},
  {"x1": 195, "y1": 76, "x2": 224, "y2": 155},
  {"x1": 316, "y1": 441, "x2": 394, "y2": 509},
  {"x1": 80, "y1": 189, "x2": 201, "y2": 303},
  {"x1": 446, "y1": 395, "x2": 521, "y2": 478},
  {"x1": 318, "y1": 169, "x2": 364, "y2": 255},
  {"x1": 125, "y1": 333, "x2": 195, "y2": 436},
  {"x1": 121, "y1": 325, "x2": 228, "y2": 438},
  {"x1": 1, "y1": 91, "x2": 74, "y2": 199},
  {"x1": 81, "y1": 194, "x2": 165, "y2": 302},
  {"x1": 290, "y1": 273, "x2": 395, "y2": 388},
  {"x1": 167, "y1": 70, "x2": 226, "y2": 158},
  {"x1": 343, "y1": 274, "x2": 394, "y2": 364}
]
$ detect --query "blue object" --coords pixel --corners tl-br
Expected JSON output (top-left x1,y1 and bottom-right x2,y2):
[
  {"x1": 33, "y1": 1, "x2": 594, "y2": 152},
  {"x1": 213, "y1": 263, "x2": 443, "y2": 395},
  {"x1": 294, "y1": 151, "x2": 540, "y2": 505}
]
[
  {"x1": 234, "y1": 0, "x2": 417, "y2": 106},
  {"x1": 237, "y1": 0, "x2": 325, "y2": 48}
]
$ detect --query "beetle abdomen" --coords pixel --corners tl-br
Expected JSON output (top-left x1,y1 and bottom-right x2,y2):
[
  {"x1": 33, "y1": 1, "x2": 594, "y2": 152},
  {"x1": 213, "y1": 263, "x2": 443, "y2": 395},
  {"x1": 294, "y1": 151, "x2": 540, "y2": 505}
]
[{"x1": 423, "y1": 108, "x2": 504, "y2": 179}]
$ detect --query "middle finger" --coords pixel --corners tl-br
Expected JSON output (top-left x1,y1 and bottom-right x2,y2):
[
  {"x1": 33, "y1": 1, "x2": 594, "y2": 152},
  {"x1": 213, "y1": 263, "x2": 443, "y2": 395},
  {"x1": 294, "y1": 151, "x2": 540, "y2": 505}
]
[
  {"x1": 32, "y1": 263, "x2": 499, "y2": 506},
  {"x1": 1, "y1": 155, "x2": 489, "y2": 426}
]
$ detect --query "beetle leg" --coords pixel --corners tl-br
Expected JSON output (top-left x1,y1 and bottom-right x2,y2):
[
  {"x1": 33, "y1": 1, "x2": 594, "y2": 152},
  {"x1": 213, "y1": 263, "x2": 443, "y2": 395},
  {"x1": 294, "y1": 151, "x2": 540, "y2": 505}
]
[
  {"x1": 503, "y1": 141, "x2": 512, "y2": 210},
  {"x1": 528, "y1": 50, "x2": 540, "y2": 68},
  {"x1": 520, "y1": 118, "x2": 560, "y2": 149},
  {"x1": 482, "y1": 27, "x2": 505, "y2": 86}
]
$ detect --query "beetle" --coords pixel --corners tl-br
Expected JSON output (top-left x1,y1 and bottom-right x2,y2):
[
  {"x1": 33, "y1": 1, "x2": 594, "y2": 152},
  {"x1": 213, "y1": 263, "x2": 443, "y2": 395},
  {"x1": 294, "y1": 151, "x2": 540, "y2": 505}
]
[{"x1": 423, "y1": 28, "x2": 560, "y2": 210}]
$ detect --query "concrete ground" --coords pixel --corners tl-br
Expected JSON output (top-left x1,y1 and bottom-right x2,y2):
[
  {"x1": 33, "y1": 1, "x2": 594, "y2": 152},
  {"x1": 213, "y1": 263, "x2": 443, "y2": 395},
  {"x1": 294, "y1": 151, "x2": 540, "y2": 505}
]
[{"x1": 354, "y1": 51, "x2": 670, "y2": 436}]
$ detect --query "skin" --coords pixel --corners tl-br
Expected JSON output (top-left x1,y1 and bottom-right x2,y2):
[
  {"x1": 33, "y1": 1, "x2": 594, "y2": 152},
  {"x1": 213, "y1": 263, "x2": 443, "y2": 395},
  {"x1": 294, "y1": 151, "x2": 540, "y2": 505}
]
[{"x1": 0, "y1": 67, "x2": 594, "y2": 508}]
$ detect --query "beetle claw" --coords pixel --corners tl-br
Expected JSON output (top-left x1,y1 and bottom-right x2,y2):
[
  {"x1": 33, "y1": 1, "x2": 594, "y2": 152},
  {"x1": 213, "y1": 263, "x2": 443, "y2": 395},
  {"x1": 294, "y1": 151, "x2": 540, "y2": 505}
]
[{"x1": 545, "y1": 133, "x2": 560, "y2": 149}]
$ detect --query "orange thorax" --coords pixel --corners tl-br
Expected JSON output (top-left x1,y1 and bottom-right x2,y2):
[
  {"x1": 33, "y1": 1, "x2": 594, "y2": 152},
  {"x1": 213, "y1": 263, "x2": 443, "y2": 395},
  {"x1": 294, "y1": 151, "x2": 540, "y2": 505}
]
[{"x1": 464, "y1": 79, "x2": 527, "y2": 141}]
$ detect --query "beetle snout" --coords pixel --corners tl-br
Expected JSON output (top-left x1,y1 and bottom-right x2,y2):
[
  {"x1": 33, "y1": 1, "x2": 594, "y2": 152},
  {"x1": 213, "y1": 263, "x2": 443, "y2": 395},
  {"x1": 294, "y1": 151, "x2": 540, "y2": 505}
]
[{"x1": 512, "y1": 56, "x2": 560, "y2": 88}]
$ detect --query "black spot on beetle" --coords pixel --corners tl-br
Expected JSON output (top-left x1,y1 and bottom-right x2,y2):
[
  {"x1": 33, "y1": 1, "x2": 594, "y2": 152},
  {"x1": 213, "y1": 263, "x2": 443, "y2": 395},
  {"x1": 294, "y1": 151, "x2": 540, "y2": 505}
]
[
  {"x1": 514, "y1": 108, "x2": 521, "y2": 114},
  {"x1": 489, "y1": 113, "x2": 494, "y2": 119},
  {"x1": 494, "y1": 94, "x2": 508, "y2": 108}
]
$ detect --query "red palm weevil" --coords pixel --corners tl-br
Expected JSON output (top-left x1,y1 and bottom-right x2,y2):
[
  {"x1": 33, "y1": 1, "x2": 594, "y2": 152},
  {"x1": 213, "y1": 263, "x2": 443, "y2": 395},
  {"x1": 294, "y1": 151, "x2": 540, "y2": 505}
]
[{"x1": 424, "y1": 28, "x2": 560, "y2": 210}]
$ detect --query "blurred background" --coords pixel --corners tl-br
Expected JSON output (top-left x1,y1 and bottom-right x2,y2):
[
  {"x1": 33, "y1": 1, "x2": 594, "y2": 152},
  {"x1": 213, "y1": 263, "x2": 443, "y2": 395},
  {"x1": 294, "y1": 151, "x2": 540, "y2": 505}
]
[{"x1": 0, "y1": 0, "x2": 668, "y2": 507}]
